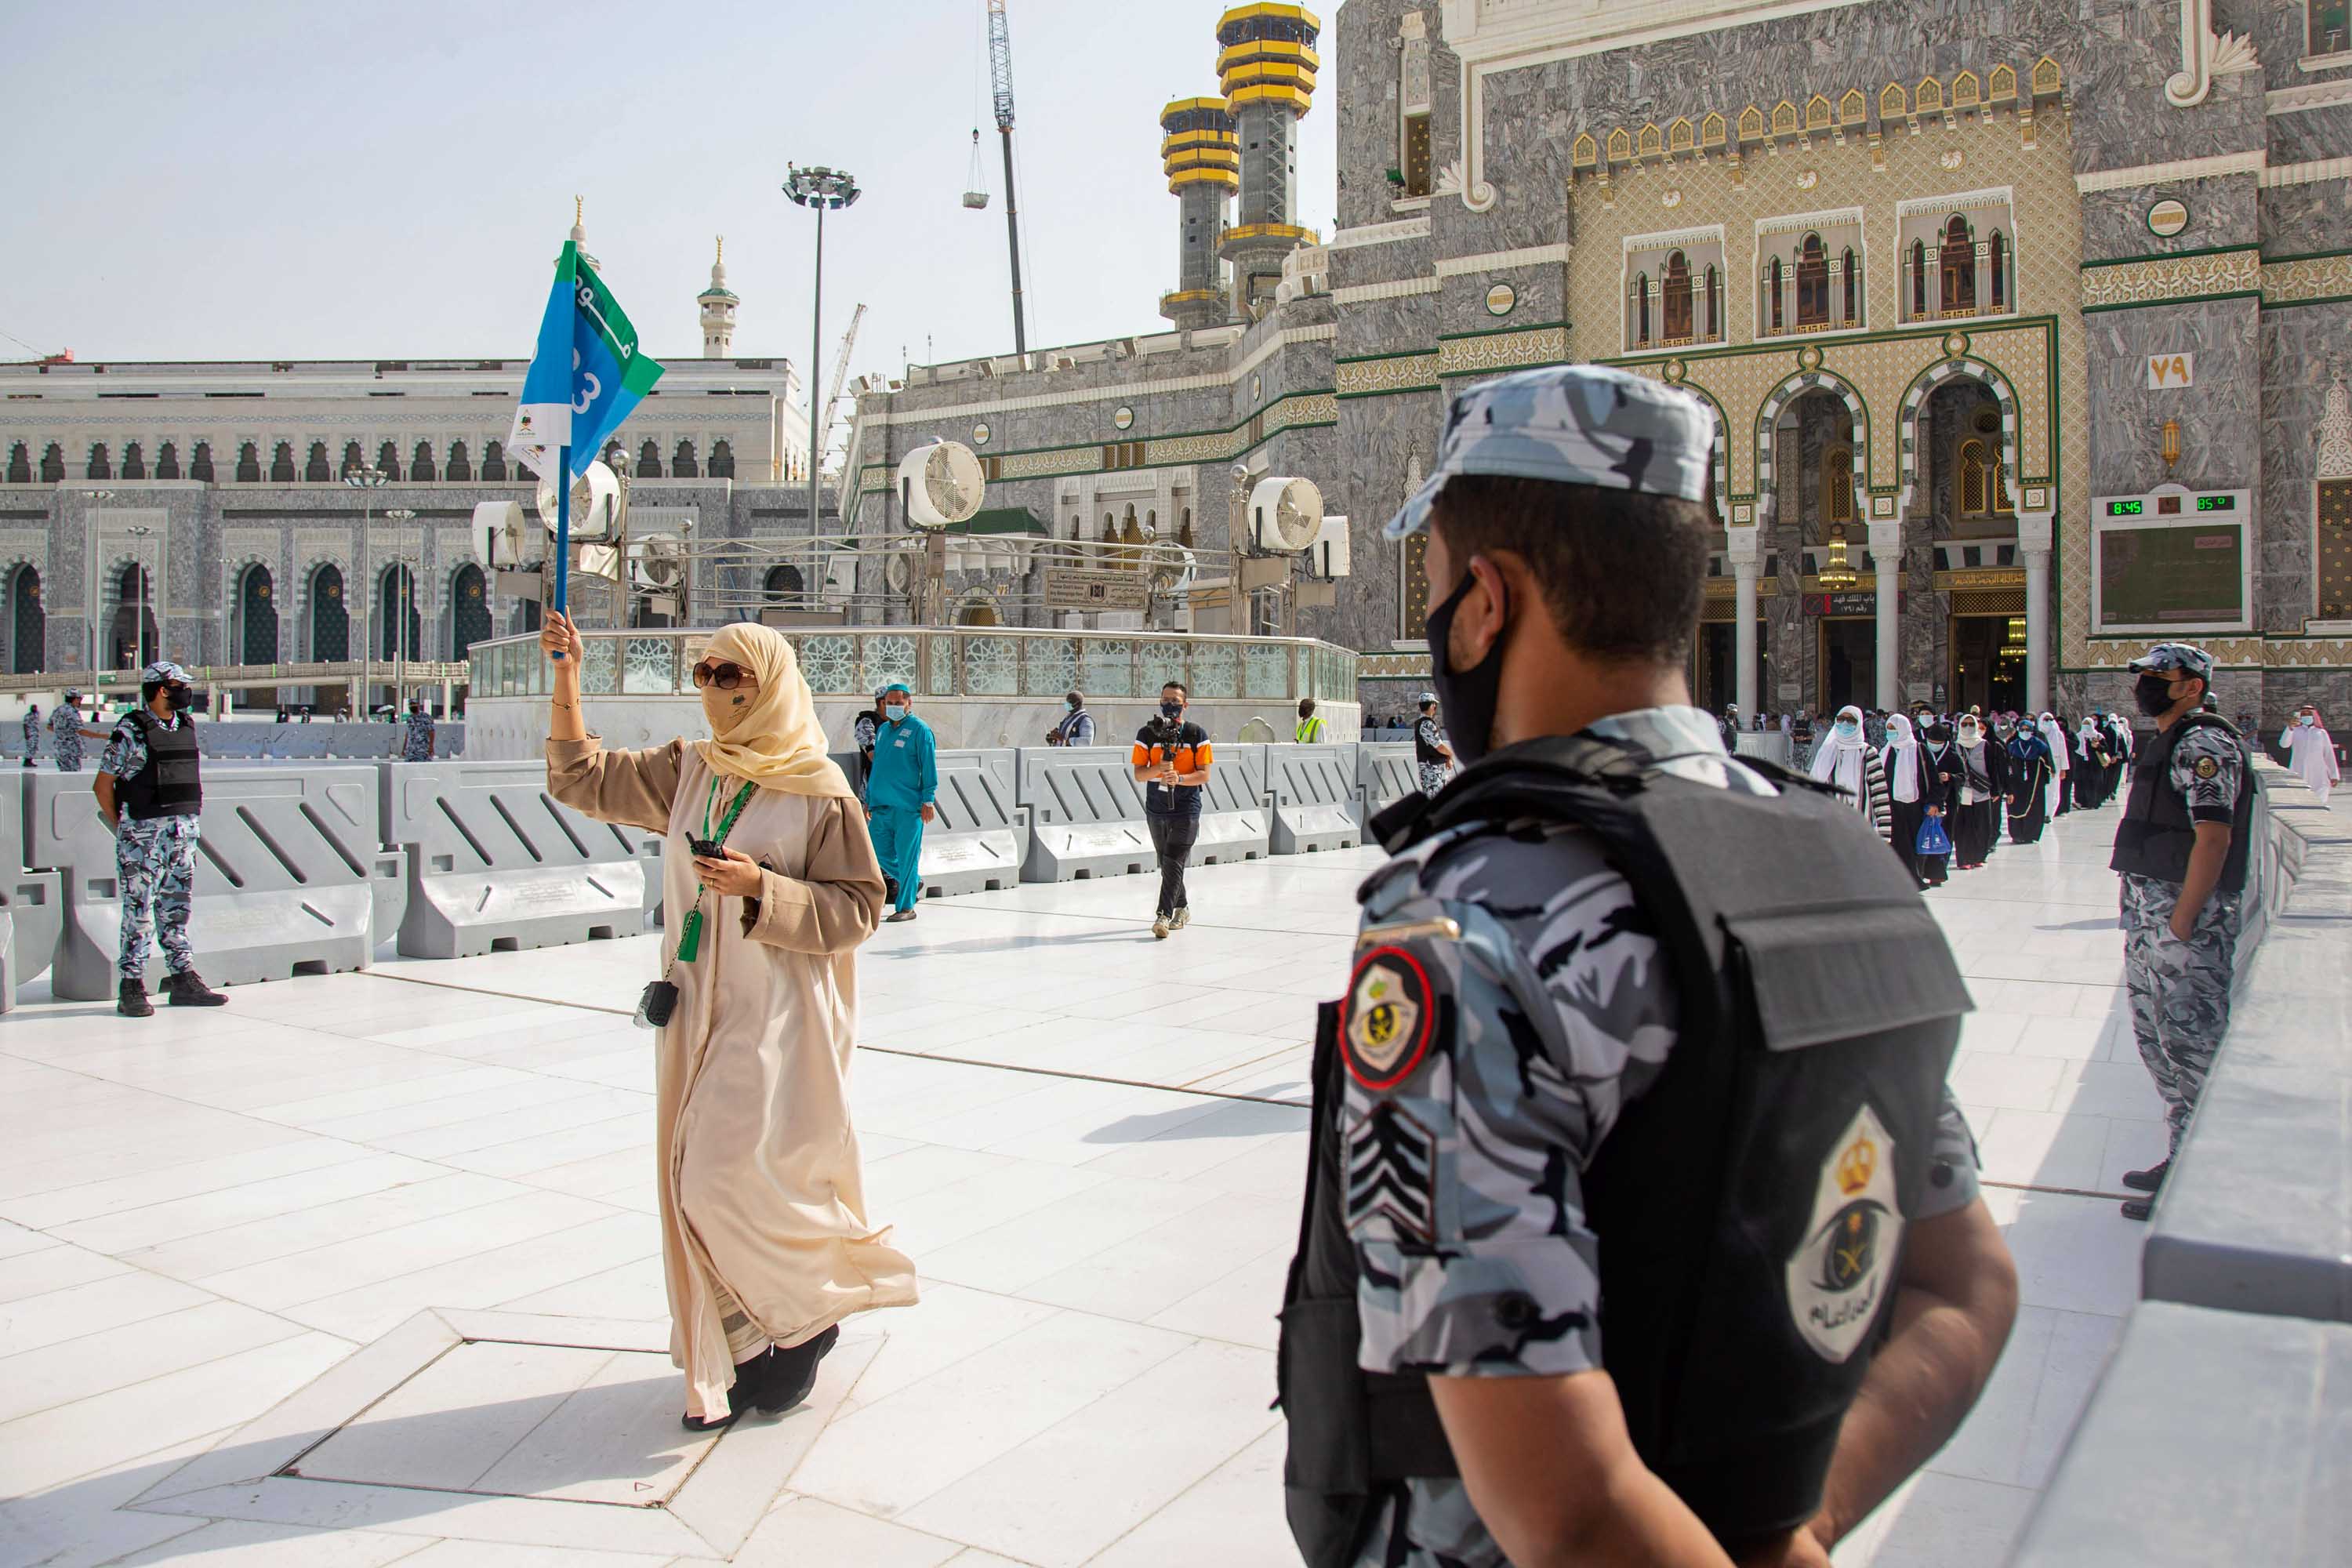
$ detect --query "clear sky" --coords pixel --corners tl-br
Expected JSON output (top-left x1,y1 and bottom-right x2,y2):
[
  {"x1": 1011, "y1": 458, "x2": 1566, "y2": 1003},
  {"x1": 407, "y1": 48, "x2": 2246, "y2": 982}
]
[{"x1": 0, "y1": 0, "x2": 1338, "y2": 394}]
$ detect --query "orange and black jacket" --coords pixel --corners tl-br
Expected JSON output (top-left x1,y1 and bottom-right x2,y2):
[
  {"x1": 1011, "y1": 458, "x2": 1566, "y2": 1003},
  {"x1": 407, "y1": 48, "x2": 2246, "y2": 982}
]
[{"x1": 1133, "y1": 720, "x2": 1212, "y2": 816}]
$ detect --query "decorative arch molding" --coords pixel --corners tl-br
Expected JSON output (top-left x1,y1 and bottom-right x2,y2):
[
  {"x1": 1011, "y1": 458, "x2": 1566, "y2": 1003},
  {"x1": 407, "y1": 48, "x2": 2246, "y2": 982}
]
[
  {"x1": 1751, "y1": 367, "x2": 1869, "y2": 528},
  {"x1": 1893, "y1": 357, "x2": 2026, "y2": 514},
  {"x1": 289, "y1": 552, "x2": 352, "y2": 660}
]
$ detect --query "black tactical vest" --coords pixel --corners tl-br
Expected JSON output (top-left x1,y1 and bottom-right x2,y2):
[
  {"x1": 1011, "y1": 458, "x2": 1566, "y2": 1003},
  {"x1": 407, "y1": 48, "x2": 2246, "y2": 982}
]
[
  {"x1": 1278, "y1": 735, "x2": 1971, "y2": 1565},
  {"x1": 117, "y1": 710, "x2": 202, "y2": 821},
  {"x1": 2109, "y1": 712, "x2": 2256, "y2": 892}
]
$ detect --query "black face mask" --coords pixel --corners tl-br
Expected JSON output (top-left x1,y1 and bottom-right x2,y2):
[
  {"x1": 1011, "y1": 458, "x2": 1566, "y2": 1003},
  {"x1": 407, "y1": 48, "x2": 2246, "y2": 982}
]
[
  {"x1": 162, "y1": 685, "x2": 192, "y2": 713},
  {"x1": 1425, "y1": 570, "x2": 1506, "y2": 770},
  {"x1": 1159, "y1": 700, "x2": 1185, "y2": 722},
  {"x1": 2132, "y1": 673, "x2": 2179, "y2": 718}
]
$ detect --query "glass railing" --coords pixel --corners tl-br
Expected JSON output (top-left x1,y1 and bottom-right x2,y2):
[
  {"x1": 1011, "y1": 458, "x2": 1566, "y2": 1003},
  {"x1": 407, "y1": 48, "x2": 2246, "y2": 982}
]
[{"x1": 469, "y1": 626, "x2": 1359, "y2": 704}]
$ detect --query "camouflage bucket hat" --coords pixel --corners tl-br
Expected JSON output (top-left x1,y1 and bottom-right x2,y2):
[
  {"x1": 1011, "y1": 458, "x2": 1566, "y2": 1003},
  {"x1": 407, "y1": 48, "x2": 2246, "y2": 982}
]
[
  {"x1": 2127, "y1": 642, "x2": 2213, "y2": 682},
  {"x1": 1382, "y1": 364, "x2": 1717, "y2": 540}
]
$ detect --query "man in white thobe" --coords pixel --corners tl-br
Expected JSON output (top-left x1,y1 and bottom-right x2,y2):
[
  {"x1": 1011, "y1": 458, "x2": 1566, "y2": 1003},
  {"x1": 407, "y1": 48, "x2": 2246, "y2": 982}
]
[{"x1": 2281, "y1": 707, "x2": 2339, "y2": 808}]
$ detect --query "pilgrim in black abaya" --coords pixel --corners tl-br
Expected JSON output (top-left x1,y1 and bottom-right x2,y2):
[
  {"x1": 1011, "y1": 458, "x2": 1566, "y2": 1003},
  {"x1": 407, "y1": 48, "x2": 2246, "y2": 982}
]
[{"x1": 2005, "y1": 727, "x2": 2056, "y2": 844}]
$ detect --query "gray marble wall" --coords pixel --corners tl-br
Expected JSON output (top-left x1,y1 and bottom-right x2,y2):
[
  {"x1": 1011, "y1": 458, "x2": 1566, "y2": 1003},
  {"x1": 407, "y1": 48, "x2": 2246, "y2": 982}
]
[{"x1": 2259, "y1": 303, "x2": 2352, "y2": 635}]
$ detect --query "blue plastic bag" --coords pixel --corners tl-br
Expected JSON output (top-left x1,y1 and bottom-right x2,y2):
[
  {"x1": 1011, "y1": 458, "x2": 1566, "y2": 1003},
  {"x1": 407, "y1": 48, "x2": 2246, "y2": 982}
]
[{"x1": 1915, "y1": 814, "x2": 1953, "y2": 857}]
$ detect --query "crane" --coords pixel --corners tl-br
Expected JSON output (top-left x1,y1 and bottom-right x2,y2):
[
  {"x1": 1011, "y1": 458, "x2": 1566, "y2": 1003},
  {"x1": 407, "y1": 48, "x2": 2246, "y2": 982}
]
[
  {"x1": 816, "y1": 301, "x2": 866, "y2": 478},
  {"x1": 987, "y1": 0, "x2": 1028, "y2": 355}
]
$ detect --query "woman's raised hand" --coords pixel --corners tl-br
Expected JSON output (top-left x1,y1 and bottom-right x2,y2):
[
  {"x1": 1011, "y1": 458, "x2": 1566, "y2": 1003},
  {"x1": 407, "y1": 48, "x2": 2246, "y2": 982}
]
[
  {"x1": 540, "y1": 610, "x2": 584, "y2": 664},
  {"x1": 692, "y1": 846, "x2": 765, "y2": 899}
]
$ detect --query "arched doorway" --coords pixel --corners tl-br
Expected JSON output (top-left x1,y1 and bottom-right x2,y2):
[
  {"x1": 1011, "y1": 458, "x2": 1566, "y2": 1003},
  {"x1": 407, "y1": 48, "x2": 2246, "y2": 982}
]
[
  {"x1": 310, "y1": 564, "x2": 348, "y2": 661},
  {"x1": 238, "y1": 565, "x2": 278, "y2": 664},
  {"x1": 956, "y1": 597, "x2": 1001, "y2": 628},
  {"x1": 379, "y1": 565, "x2": 422, "y2": 662},
  {"x1": 108, "y1": 563, "x2": 157, "y2": 671},
  {"x1": 764, "y1": 564, "x2": 804, "y2": 604},
  {"x1": 449, "y1": 564, "x2": 490, "y2": 662},
  {"x1": 9, "y1": 566, "x2": 43, "y2": 674}
]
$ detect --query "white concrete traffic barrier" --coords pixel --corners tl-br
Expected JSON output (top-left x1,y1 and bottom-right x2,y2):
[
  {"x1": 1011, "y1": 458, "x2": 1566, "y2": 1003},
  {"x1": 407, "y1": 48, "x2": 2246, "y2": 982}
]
[
  {"x1": 1015, "y1": 750, "x2": 1155, "y2": 883},
  {"x1": 379, "y1": 760, "x2": 646, "y2": 959},
  {"x1": 1265, "y1": 742, "x2": 1362, "y2": 855},
  {"x1": 1355, "y1": 741, "x2": 1420, "y2": 833},
  {"x1": 917, "y1": 749, "x2": 1029, "y2": 896},
  {"x1": 0, "y1": 772, "x2": 62, "y2": 1011}
]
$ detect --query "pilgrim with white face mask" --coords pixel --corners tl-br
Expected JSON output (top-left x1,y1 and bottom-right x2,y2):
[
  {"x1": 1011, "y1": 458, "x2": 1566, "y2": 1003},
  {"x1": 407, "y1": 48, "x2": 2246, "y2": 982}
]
[
  {"x1": 1809, "y1": 704, "x2": 1894, "y2": 844},
  {"x1": 1944, "y1": 713, "x2": 2002, "y2": 869},
  {"x1": 1884, "y1": 713, "x2": 1957, "y2": 888},
  {"x1": 2280, "y1": 706, "x2": 2340, "y2": 807}
]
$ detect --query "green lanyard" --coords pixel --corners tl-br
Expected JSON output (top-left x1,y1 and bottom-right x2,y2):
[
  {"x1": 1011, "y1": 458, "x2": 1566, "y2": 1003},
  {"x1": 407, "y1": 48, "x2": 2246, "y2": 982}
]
[{"x1": 672, "y1": 779, "x2": 758, "y2": 965}]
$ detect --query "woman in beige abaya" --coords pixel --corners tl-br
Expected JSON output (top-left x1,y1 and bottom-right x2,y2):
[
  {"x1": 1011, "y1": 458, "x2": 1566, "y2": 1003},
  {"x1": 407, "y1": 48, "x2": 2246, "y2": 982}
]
[{"x1": 543, "y1": 610, "x2": 916, "y2": 1429}]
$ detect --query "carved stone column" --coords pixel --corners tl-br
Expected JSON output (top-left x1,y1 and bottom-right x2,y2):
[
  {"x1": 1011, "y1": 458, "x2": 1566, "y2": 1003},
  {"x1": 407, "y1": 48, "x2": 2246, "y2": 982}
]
[
  {"x1": 1727, "y1": 519, "x2": 1763, "y2": 717},
  {"x1": 2018, "y1": 510, "x2": 2054, "y2": 713},
  {"x1": 1869, "y1": 519, "x2": 1904, "y2": 713}
]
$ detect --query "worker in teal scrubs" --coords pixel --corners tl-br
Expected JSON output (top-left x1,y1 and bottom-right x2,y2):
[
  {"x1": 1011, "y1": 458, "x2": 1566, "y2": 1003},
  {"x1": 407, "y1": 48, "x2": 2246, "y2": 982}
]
[{"x1": 865, "y1": 683, "x2": 936, "y2": 924}]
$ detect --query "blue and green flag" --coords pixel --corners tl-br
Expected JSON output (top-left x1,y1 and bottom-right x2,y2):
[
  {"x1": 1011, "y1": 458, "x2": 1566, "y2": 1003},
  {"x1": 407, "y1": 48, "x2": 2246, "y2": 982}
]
[{"x1": 510, "y1": 240, "x2": 665, "y2": 481}]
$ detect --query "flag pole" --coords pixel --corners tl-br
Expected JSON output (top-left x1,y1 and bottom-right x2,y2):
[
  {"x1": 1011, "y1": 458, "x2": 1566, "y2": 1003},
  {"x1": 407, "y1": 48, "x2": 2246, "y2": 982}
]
[{"x1": 552, "y1": 442, "x2": 571, "y2": 657}]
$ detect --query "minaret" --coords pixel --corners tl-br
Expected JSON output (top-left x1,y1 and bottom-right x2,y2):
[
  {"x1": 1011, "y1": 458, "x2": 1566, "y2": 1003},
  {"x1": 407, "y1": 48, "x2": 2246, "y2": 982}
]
[
  {"x1": 571, "y1": 195, "x2": 601, "y2": 274},
  {"x1": 1215, "y1": 3, "x2": 1319, "y2": 321},
  {"x1": 1160, "y1": 99, "x2": 1240, "y2": 332},
  {"x1": 699, "y1": 236, "x2": 739, "y2": 358}
]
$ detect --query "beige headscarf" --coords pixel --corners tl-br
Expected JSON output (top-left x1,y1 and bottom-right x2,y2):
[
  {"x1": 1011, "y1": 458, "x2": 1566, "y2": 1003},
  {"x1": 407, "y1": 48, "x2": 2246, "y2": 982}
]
[{"x1": 691, "y1": 622, "x2": 855, "y2": 797}]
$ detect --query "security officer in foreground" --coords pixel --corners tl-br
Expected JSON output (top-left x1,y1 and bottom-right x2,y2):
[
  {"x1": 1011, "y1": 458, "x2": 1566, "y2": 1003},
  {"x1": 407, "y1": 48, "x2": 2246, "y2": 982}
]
[
  {"x1": 93, "y1": 662, "x2": 227, "y2": 1016},
  {"x1": 2108, "y1": 642, "x2": 2256, "y2": 1221},
  {"x1": 1279, "y1": 366, "x2": 2018, "y2": 1568}
]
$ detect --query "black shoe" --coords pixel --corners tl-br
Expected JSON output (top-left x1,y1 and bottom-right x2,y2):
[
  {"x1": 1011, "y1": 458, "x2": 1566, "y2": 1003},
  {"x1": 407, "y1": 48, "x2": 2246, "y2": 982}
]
[
  {"x1": 2121, "y1": 1160, "x2": 2170, "y2": 1193},
  {"x1": 680, "y1": 1406, "x2": 741, "y2": 1433},
  {"x1": 753, "y1": 1325, "x2": 839, "y2": 1413},
  {"x1": 117, "y1": 978, "x2": 153, "y2": 1018},
  {"x1": 164, "y1": 971, "x2": 227, "y2": 1007},
  {"x1": 2121, "y1": 1197, "x2": 2155, "y2": 1222}
]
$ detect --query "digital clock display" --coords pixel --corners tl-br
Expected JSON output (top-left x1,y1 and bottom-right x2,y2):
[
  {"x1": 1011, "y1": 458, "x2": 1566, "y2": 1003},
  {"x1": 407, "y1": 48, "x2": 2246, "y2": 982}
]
[
  {"x1": 2195, "y1": 494, "x2": 2236, "y2": 512},
  {"x1": 2106, "y1": 499, "x2": 2145, "y2": 516}
]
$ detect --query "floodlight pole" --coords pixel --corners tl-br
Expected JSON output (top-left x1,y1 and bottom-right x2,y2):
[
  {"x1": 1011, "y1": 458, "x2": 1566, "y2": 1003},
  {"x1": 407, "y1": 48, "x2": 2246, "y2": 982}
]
[{"x1": 786, "y1": 165, "x2": 862, "y2": 600}]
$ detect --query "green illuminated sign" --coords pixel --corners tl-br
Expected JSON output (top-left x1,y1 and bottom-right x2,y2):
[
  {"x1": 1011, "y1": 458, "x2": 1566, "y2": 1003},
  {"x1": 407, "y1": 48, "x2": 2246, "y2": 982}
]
[{"x1": 2106, "y1": 499, "x2": 2144, "y2": 516}]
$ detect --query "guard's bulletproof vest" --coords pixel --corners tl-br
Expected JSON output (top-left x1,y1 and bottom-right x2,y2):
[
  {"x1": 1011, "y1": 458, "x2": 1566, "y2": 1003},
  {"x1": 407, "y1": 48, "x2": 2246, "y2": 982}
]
[
  {"x1": 118, "y1": 710, "x2": 201, "y2": 821},
  {"x1": 1277, "y1": 736, "x2": 1970, "y2": 1566},
  {"x1": 2110, "y1": 712, "x2": 2256, "y2": 892}
]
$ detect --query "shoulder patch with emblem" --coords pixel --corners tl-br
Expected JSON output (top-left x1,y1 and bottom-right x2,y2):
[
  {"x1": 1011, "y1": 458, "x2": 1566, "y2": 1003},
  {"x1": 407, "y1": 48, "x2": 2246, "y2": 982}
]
[
  {"x1": 1786, "y1": 1102, "x2": 1904, "y2": 1365},
  {"x1": 1342, "y1": 945, "x2": 1437, "y2": 1091},
  {"x1": 2194, "y1": 756, "x2": 2219, "y2": 779}
]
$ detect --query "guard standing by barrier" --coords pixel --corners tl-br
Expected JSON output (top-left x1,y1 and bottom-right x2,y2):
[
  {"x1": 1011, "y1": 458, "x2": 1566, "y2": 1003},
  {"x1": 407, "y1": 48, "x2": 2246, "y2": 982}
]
[
  {"x1": 93, "y1": 662, "x2": 227, "y2": 1017},
  {"x1": 1278, "y1": 366, "x2": 2013, "y2": 1568},
  {"x1": 866, "y1": 684, "x2": 935, "y2": 924},
  {"x1": 50, "y1": 692, "x2": 95, "y2": 773},
  {"x1": 1133, "y1": 681, "x2": 1212, "y2": 940},
  {"x1": 1412, "y1": 693, "x2": 1451, "y2": 794},
  {"x1": 1295, "y1": 698, "x2": 1327, "y2": 744},
  {"x1": 401, "y1": 698, "x2": 437, "y2": 760},
  {"x1": 20, "y1": 703, "x2": 38, "y2": 768},
  {"x1": 2110, "y1": 642, "x2": 2257, "y2": 1221}
]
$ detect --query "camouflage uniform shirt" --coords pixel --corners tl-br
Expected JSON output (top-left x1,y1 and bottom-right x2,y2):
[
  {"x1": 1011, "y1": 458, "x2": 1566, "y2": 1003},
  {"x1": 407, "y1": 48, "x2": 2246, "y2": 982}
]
[
  {"x1": 401, "y1": 710, "x2": 436, "y2": 760},
  {"x1": 1341, "y1": 705, "x2": 1983, "y2": 1567},
  {"x1": 49, "y1": 706, "x2": 85, "y2": 771}
]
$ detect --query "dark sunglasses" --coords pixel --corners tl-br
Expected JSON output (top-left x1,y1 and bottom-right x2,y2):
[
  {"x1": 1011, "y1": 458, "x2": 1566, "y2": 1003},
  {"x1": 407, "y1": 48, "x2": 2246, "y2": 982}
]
[{"x1": 691, "y1": 660, "x2": 751, "y2": 690}]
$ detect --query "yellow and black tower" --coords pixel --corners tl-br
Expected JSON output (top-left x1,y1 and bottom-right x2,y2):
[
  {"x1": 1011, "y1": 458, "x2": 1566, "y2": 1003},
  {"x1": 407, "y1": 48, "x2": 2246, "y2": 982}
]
[
  {"x1": 1160, "y1": 98, "x2": 1240, "y2": 332},
  {"x1": 1214, "y1": 3, "x2": 1319, "y2": 321}
]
